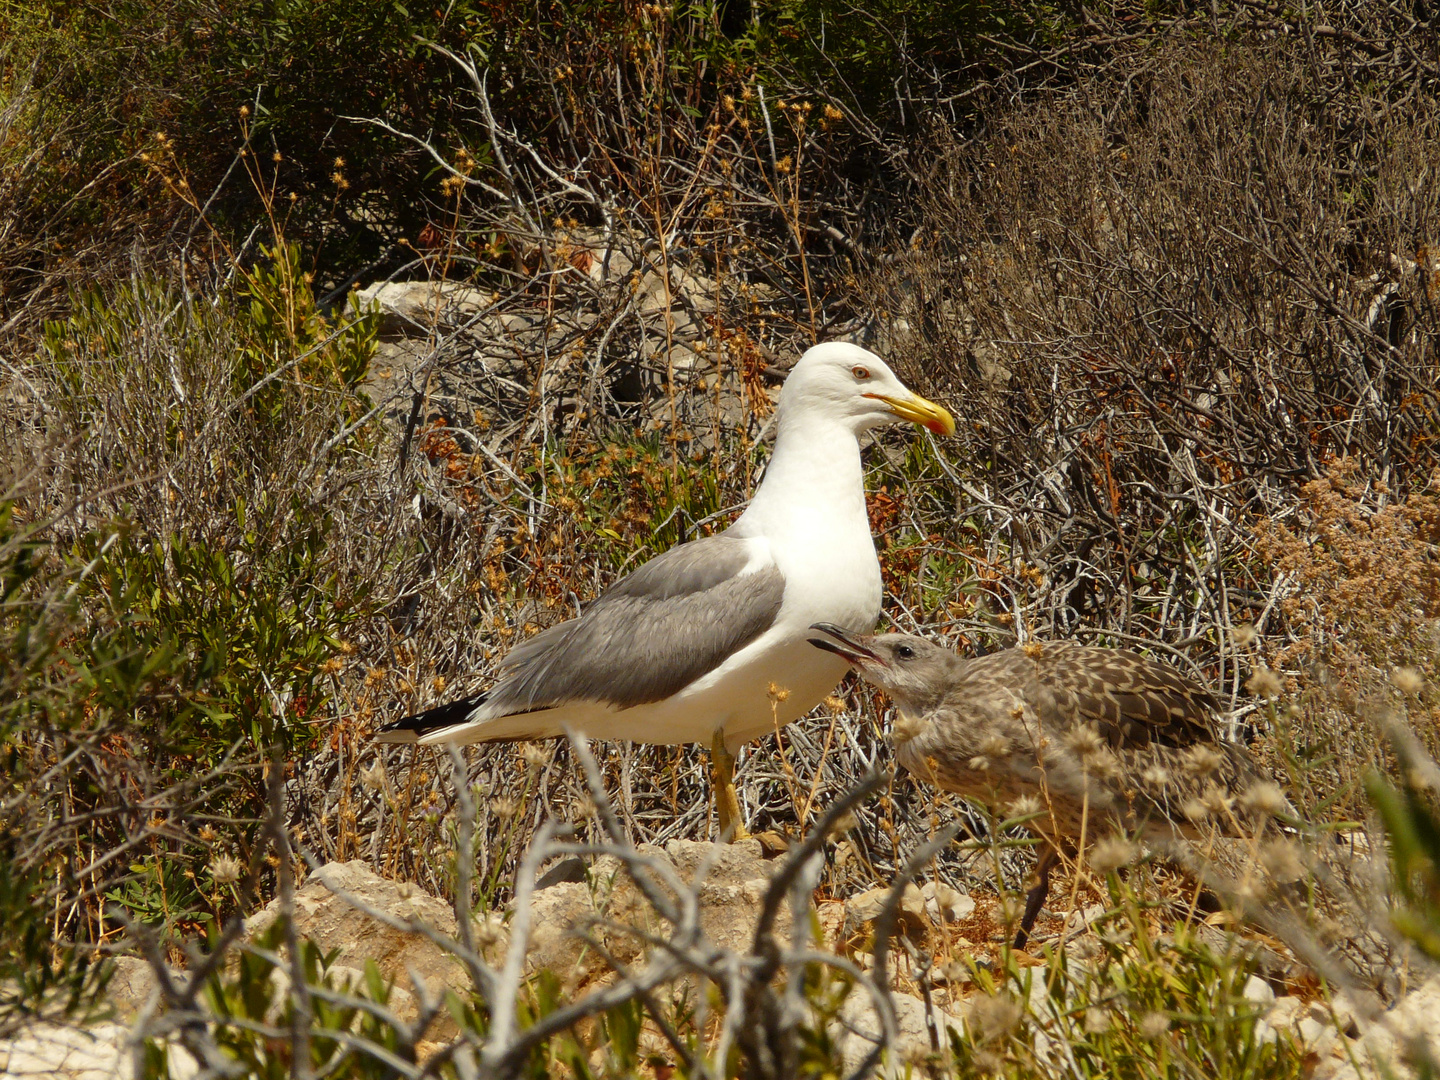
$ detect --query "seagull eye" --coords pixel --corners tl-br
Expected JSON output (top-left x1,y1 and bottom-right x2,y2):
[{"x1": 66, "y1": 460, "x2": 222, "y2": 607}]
[
  {"x1": 895, "y1": 645, "x2": 915, "y2": 660},
  {"x1": 851, "y1": 365, "x2": 871, "y2": 380}
]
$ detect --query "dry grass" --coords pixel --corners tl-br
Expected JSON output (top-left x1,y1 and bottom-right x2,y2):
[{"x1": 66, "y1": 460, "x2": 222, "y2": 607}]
[{"x1": 1, "y1": 2, "x2": 1439, "y2": 1072}]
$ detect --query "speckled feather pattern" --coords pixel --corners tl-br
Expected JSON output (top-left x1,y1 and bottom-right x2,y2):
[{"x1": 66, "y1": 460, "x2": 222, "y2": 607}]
[{"x1": 839, "y1": 636, "x2": 1273, "y2": 848}]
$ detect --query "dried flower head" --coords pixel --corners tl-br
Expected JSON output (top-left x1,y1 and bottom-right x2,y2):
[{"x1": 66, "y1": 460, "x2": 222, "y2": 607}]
[
  {"x1": 1141, "y1": 765, "x2": 1171, "y2": 788},
  {"x1": 767, "y1": 681, "x2": 791, "y2": 703},
  {"x1": 1247, "y1": 666, "x2": 1284, "y2": 699},
  {"x1": 359, "y1": 761, "x2": 387, "y2": 792},
  {"x1": 970, "y1": 994, "x2": 1023, "y2": 1042},
  {"x1": 211, "y1": 855, "x2": 242, "y2": 886},
  {"x1": 473, "y1": 915, "x2": 504, "y2": 950},
  {"x1": 1064, "y1": 723, "x2": 1106, "y2": 761},
  {"x1": 1239, "y1": 781, "x2": 1288, "y2": 817},
  {"x1": 1393, "y1": 667, "x2": 1425, "y2": 695},
  {"x1": 981, "y1": 734, "x2": 1010, "y2": 758},
  {"x1": 1261, "y1": 839, "x2": 1307, "y2": 884},
  {"x1": 1022, "y1": 641, "x2": 1045, "y2": 659},
  {"x1": 1084, "y1": 1007, "x2": 1111, "y2": 1035},
  {"x1": 1183, "y1": 745, "x2": 1225, "y2": 777},
  {"x1": 1181, "y1": 797, "x2": 1211, "y2": 823},
  {"x1": 1089, "y1": 836, "x2": 1138, "y2": 874},
  {"x1": 940, "y1": 960, "x2": 971, "y2": 985},
  {"x1": 490, "y1": 795, "x2": 519, "y2": 821},
  {"x1": 1201, "y1": 784, "x2": 1233, "y2": 816},
  {"x1": 1086, "y1": 746, "x2": 1121, "y2": 780},
  {"x1": 1139, "y1": 1011, "x2": 1171, "y2": 1038},
  {"x1": 319, "y1": 657, "x2": 344, "y2": 676},
  {"x1": 520, "y1": 743, "x2": 550, "y2": 773},
  {"x1": 1232, "y1": 623, "x2": 1258, "y2": 648},
  {"x1": 891, "y1": 712, "x2": 926, "y2": 745},
  {"x1": 1006, "y1": 794, "x2": 1042, "y2": 819}
]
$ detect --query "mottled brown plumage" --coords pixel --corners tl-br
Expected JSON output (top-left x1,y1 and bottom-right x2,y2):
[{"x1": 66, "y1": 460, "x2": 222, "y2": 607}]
[{"x1": 809, "y1": 625, "x2": 1284, "y2": 947}]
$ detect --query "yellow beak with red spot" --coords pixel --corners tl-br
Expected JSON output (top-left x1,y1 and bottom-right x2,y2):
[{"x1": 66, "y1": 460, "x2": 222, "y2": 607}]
[{"x1": 866, "y1": 391, "x2": 956, "y2": 436}]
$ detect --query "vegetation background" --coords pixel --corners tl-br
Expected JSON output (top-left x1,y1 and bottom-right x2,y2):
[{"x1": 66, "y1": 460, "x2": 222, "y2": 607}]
[{"x1": 1, "y1": 0, "x2": 1438, "y2": 1075}]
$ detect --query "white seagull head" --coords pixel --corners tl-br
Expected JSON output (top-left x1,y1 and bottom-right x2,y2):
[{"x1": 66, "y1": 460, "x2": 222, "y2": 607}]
[{"x1": 778, "y1": 342, "x2": 955, "y2": 437}]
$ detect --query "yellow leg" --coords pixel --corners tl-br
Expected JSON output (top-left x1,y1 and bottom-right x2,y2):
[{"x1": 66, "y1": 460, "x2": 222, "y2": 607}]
[{"x1": 711, "y1": 730, "x2": 751, "y2": 842}]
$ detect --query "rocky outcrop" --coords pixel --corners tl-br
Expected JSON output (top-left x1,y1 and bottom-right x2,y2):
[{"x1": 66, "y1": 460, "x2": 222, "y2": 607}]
[
  {"x1": 521, "y1": 837, "x2": 784, "y2": 990},
  {"x1": 355, "y1": 281, "x2": 493, "y2": 339},
  {"x1": 10, "y1": 852, "x2": 1430, "y2": 1079},
  {"x1": 831, "y1": 988, "x2": 965, "y2": 1074},
  {"x1": 0, "y1": 1023, "x2": 195, "y2": 1080},
  {"x1": 243, "y1": 860, "x2": 486, "y2": 1038},
  {"x1": 354, "y1": 227, "x2": 767, "y2": 443},
  {"x1": 1306, "y1": 976, "x2": 1440, "y2": 1080}
]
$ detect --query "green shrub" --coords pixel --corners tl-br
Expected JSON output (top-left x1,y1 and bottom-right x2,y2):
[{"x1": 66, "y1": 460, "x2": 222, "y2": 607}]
[
  {"x1": 236, "y1": 241, "x2": 378, "y2": 426},
  {"x1": 0, "y1": 506, "x2": 115, "y2": 1034},
  {"x1": 2, "y1": 0, "x2": 482, "y2": 289},
  {"x1": 75, "y1": 506, "x2": 362, "y2": 758},
  {"x1": 952, "y1": 904, "x2": 1305, "y2": 1080},
  {"x1": 747, "y1": 0, "x2": 1067, "y2": 123}
]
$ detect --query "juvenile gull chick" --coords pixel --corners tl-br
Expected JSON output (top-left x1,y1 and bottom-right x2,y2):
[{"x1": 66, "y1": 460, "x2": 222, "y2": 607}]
[
  {"x1": 808, "y1": 626, "x2": 1282, "y2": 947},
  {"x1": 373, "y1": 343, "x2": 954, "y2": 842}
]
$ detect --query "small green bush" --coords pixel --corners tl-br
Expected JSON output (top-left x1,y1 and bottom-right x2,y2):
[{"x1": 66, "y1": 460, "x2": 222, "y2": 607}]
[{"x1": 75, "y1": 508, "x2": 362, "y2": 757}]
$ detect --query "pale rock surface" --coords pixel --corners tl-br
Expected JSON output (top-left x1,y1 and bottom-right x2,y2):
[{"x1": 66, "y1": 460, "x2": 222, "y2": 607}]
[
  {"x1": 355, "y1": 281, "x2": 491, "y2": 338},
  {"x1": 831, "y1": 988, "x2": 964, "y2": 1074},
  {"x1": 1243, "y1": 974, "x2": 1276, "y2": 1008},
  {"x1": 104, "y1": 957, "x2": 163, "y2": 1020},
  {"x1": 0, "y1": 1023, "x2": 196, "y2": 1080},
  {"x1": 921, "y1": 882, "x2": 976, "y2": 924},
  {"x1": 244, "y1": 860, "x2": 485, "y2": 1036},
  {"x1": 843, "y1": 883, "x2": 932, "y2": 946},
  {"x1": 0, "y1": 1023, "x2": 135, "y2": 1080},
  {"x1": 1315, "y1": 976, "x2": 1440, "y2": 1080},
  {"x1": 519, "y1": 838, "x2": 783, "y2": 990},
  {"x1": 659, "y1": 838, "x2": 784, "y2": 951},
  {"x1": 349, "y1": 225, "x2": 762, "y2": 446}
]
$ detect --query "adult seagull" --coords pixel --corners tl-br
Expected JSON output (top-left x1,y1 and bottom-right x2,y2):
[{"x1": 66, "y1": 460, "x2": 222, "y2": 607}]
[{"x1": 374, "y1": 342, "x2": 955, "y2": 839}]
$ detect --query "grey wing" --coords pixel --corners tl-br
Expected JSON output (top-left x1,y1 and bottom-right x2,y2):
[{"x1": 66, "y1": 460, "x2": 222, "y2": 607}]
[{"x1": 487, "y1": 534, "x2": 786, "y2": 713}]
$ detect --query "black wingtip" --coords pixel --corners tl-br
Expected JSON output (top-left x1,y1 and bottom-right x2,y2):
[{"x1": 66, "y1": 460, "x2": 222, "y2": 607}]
[{"x1": 374, "y1": 693, "x2": 487, "y2": 743}]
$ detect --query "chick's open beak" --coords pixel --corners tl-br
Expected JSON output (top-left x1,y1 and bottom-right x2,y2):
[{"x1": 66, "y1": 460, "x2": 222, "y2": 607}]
[
  {"x1": 807, "y1": 623, "x2": 885, "y2": 667},
  {"x1": 867, "y1": 391, "x2": 956, "y2": 436}
]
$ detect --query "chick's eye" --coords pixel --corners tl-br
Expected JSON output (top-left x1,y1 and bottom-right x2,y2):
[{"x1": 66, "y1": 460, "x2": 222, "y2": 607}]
[
  {"x1": 851, "y1": 365, "x2": 870, "y2": 380},
  {"x1": 895, "y1": 645, "x2": 915, "y2": 660}
]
